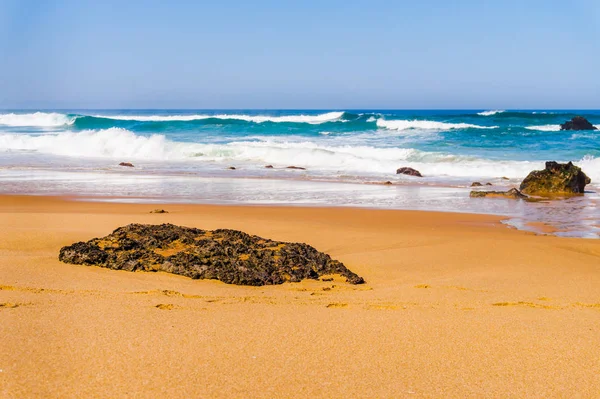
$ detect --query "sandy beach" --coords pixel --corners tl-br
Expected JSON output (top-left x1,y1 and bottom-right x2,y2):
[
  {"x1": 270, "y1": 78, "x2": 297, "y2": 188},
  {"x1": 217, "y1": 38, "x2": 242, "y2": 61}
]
[{"x1": 1, "y1": 195, "x2": 599, "y2": 398}]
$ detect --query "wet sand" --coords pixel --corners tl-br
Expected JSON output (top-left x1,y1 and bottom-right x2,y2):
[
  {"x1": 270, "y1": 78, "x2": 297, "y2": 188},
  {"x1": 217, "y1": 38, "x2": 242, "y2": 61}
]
[{"x1": 1, "y1": 195, "x2": 599, "y2": 398}]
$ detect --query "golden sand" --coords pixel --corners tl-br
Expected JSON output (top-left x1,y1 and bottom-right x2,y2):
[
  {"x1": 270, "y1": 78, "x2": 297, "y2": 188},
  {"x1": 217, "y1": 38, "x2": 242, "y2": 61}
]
[{"x1": 1, "y1": 195, "x2": 599, "y2": 398}]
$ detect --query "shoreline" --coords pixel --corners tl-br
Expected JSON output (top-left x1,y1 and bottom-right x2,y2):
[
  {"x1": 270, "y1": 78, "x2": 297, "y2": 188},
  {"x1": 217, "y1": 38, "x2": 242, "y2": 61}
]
[
  {"x1": 2, "y1": 194, "x2": 600, "y2": 397},
  {"x1": 2, "y1": 191, "x2": 598, "y2": 239},
  {"x1": 0, "y1": 193, "x2": 511, "y2": 226}
]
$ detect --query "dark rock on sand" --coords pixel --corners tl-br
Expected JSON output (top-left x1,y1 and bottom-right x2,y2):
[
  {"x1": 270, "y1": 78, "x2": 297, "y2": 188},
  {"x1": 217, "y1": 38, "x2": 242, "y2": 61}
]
[
  {"x1": 286, "y1": 166, "x2": 306, "y2": 170},
  {"x1": 396, "y1": 167, "x2": 422, "y2": 177},
  {"x1": 520, "y1": 161, "x2": 591, "y2": 195},
  {"x1": 383, "y1": 181, "x2": 393, "y2": 185},
  {"x1": 227, "y1": 166, "x2": 236, "y2": 170},
  {"x1": 471, "y1": 182, "x2": 483, "y2": 187},
  {"x1": 470, "y1": 188, "x2": 528, "y2": 199},
  {"x1": 59, "y1": 224, "x2": 365, "y2": 286},
  {"x1": 265, "y1": 165, "x2": 274, "y2": 169},
  {"x1": 486, "y1": 183, "x2": 493, "y2": 186},
  {"x1": 119, "y1": 162, "x2": 134, "y2": 167},
  {"x1": 560, "y1": 116, "x2": 597, "y2": 131},
  {"x1": 150, "y1": 209, "x2": 168, "y2": 214}
]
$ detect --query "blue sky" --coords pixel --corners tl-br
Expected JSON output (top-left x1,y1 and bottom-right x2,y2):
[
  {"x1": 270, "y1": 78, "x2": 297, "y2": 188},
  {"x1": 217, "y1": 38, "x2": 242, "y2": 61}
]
[{"x1": 1, "y1": 0, "x2": 599, "y2": 109}]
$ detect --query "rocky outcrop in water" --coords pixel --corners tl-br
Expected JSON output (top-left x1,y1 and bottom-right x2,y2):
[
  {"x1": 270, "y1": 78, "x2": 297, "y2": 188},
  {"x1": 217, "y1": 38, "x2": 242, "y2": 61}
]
[
  {"x1": 520, "y1": 161, "x2": 591, "y2": 195},
  {"x1": 560, "y1": 116, "x2": 597, "y2": 131},
  {"x1": 396, "y1": 167, "x2": 422, "y2": 177},
  {"x1": 119, "y1": 162, "x2": 134, "y2": 167},
  {"x1": 59, "y1": 224, "x2": 365, "y2": 286},
  {"x1": 470, "y1": 188, "x2": 528, "y2": 199}
]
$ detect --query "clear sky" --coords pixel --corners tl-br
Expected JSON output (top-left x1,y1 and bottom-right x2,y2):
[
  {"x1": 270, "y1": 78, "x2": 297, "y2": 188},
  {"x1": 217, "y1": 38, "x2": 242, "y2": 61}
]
[{"x1": 1, "y1": 0, "x2": 599, "y2": 109}]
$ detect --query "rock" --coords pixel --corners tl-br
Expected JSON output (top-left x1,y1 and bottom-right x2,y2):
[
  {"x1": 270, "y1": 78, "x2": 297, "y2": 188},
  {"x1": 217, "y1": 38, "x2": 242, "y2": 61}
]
[
  {"x1": 265, "y1": 165, "x2": 274, "y2": 169},
  {"x1": 396, "y1": 167, "x2": 422, "y2": 177},
  {"x1": 150, "y1": 209, "x2": 168, "y2": 214},
  {"x1": 471, "y1": 182, "x2": 483, "y2": 187},
  {"x1": 59, "y1": 224, "x2": 365, "y2": 286},
  {"x1": 560, "y1": 116, "x2": 597, "y2": 131},
  {"x1": 470, "y1": 188, "x2": 528, "y2": 199},
  {"x1": 501, "y1": 177, "x2": 510, "y2": 180},
  {"x1": 383, "y1": 181, "x2": 393, "y2": 185},
  {"x1": 227, "y1": 166, "x2": 236, "y2": 170},
  {"x1": 520, "y1": 161, "x2": 591, "y2": 195},
  {"x1": 286, "y1": 166, "x2": 306, "y2": 170},
  {"x1": 486, "y1": 183, "x2": 493, "y2": 186},
  {"x1": 118, "y1": 162, "x2": 134, "y2": 167}
]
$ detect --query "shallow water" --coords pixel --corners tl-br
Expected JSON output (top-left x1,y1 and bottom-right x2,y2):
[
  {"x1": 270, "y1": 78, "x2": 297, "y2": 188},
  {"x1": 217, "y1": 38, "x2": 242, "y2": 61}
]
[{"x1": 0, "y1": 168, "x2": 597, "y2": 238}]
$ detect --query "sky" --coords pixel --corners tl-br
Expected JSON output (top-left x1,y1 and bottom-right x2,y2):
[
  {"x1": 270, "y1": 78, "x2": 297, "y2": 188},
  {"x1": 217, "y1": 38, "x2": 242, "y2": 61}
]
[{"x1": 1, "y1": 0, "x2": 599, "y2": 109}]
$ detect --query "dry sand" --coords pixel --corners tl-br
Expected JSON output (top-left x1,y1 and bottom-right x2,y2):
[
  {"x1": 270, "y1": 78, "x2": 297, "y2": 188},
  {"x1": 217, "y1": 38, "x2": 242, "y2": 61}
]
[{"x1": 1, "y1": 195, "x2": 599, "y2": 398}]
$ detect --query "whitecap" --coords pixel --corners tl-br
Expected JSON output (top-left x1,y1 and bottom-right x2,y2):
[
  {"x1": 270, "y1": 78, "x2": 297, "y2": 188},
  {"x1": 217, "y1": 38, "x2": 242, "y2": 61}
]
[
  {"x1": 91, "y1": 111, "x2": 345, "y2": 124},
  {"x1": 477, "y1": 110, "x2": 505, "y2": 116},
  {"x1": 376, "y1": 119, "x2": 497, "y2": 131},
  {"x1": 525, "y1": 125, "x2": 561, "y2": 132},
  {"x1": 0, "y1": 112, "x2": 75, "y2": 127}
]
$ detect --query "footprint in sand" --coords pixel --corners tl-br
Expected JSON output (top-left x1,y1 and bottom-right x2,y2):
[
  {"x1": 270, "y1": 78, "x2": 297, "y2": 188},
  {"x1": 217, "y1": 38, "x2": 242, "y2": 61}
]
[
  {"x1": 492, "y1": 301, "x2": 557, "y2": 309},
  {"x1": 155, "y1": 303, "x2": 179, "y2": 310},
  {"x1": 0, "y1": 302, "x2": 28, "y2": 309},
  {"x1": 326, "y1": 303, "x2": 348, "y2": 308}
]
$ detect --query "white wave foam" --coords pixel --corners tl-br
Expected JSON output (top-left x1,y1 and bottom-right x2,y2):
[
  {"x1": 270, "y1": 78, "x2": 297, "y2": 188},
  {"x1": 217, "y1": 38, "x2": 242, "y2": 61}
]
[
  {"x1": 376, "y1": 119, "x2": 497, "y2": 131},
  {"x1": 525, "y1": 125, "x2": 561, "y2": 132},
  {"x1": 0, "y1": 112, "x2": 75, "y2": 127},
  {"x1": 2, "y1": 129, "x2": 598, "y2": 182},
  {"x1": 477, "y1": 110, "x2": 505, "y2": 116},
  {"x1": 92, "y1": 111, "x2": 344, "y2": 124},
  {"x1": 0, "y1": 128, "x2": 171, "y2": 159}
]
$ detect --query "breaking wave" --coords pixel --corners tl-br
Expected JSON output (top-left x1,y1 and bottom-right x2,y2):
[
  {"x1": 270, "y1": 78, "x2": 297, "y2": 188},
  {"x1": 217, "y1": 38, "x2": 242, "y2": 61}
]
[
  {"x1": 2, "y1": 128, "x2": 598, "y2": 181},
  {"x1": 525, "y1": 125, "x2": 562, "y2": 132},
  {"x1": 376, "y1": 119, "x2": 498, "y2": 131},
  {"x1": 477, "y1": 110, "x2": 505, "y2": 116},
  {"x1": 0, "y1": 112, "x2": 75, "y2": 127},
  {"x1": 90, "y1": 111, "x2": 345, "y2": 124}
]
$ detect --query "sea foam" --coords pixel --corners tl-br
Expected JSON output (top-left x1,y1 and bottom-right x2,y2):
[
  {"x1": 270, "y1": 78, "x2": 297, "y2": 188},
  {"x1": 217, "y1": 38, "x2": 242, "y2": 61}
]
[
  {"x1": 0, "y1": 112, "x2": 75, "y2": 127},
  {"x1": 525, "y1": 125, "x2": 561, "y2": 132},
  {"x1": 376, "y1": 119, "x2": 497, "y2": 131},
  {"x1": 91, "y1": 111, "x2": 345, "y2": 124},
  {"x1": 477, "y1": 110, "x2": 505, "y2": 116},
  {"x1": 4, "y1": 128, "x2": 598, "y2": 182},
  {"x1": 0, "y1": 128, "x2": 171, "y2": 159}
]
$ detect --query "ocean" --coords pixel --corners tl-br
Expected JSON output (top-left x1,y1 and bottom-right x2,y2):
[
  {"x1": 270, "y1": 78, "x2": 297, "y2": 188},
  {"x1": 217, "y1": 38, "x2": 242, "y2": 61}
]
[{"x1": 0, "y1": 109, "x2": 598, "y2": 237}]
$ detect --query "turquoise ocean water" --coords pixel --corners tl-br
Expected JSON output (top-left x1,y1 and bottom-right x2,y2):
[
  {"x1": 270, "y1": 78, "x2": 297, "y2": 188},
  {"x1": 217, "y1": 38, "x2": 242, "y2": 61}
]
[{"x1": 0, "y1": 110, "x2": 598, "y2": 237}]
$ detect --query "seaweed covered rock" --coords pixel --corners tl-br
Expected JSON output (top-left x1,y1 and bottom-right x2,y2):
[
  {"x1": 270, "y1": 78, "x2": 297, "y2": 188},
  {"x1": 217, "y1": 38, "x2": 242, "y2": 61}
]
[
  {"x1": 59, "y1": 224, "x2": 365, "y2": 286},
  {"x1": 560, "y1": 116, "x2": 597, "y2": 131},
  {"x1": 396, "y1": 167, "x2": 422, "y2": 177},
  {"x1": 520, "y1": 161, "x2": 591, "y2": 195},
  {"x1": 470, "y1": 188, "x2": 528, "y2": 199}
]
